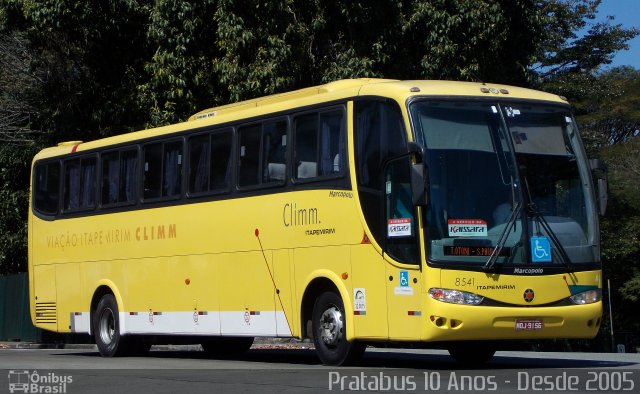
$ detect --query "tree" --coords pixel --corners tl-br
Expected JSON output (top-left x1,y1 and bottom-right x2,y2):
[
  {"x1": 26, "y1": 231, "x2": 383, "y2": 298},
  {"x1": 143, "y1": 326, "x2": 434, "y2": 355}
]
[
  {"x1": 598, "y1": 137, "x2": 640, "y2": 340},
  {"x1": 0, "y1": 143, "x2": 36, "y2": 274},
  {"x1": 533, "y1": 0, "x2": 639, "y2": 79},
  {"x1": 0, "y1": 31, "x2": 44, "y2": 274},
  {"x1": 0, "y1": 32, "x2": 43, "y2": 145},
  {"x1": 14, "y1": 0, "x2": 152, "y2": 140},
  {"x1": 138, "y1": 0, "x2": 219, "y2": 126},
  {"x1": 581, "y1": 67, "x2": 640, "y2": 145},
  {"x1": 212, "y1": 0, "x2": 549, "y2": 102}
]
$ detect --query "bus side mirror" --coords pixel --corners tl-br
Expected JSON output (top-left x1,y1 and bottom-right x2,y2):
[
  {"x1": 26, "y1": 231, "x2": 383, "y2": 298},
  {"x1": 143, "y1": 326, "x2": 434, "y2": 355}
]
[
  {"x1": 590, "y1": 159, "x2": 608, "y2": 216},
  {"x1": 408, "y1": 142, "x2": 429, "y2": 206}
]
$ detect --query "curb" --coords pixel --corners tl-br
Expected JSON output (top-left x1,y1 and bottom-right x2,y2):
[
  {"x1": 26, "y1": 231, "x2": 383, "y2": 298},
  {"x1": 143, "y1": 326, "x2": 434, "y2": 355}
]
[{"x1": 0, "y1": 338, "x2": 314, "y2": 351}]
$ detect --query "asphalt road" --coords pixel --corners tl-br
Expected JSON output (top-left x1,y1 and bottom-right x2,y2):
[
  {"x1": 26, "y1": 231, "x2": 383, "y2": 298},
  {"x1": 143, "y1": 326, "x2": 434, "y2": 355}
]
[{"x1": 1, "y1": 346, "x2": 639, "y2": 393}]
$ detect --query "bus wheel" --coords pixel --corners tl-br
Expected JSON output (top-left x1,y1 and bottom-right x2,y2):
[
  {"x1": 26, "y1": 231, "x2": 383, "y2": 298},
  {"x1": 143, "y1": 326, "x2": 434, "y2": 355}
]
[
  {"x1": 312, "y1": 291, "x2": 365, "y2": 365},
  {"x1": 447, "y1": 341, "x2": 496, "y2": 366},
  {"x1": 201, "y1": 337, "x2": 254, "y2": 357},
  {"x1": 93, "y1": 294, "x2": 127, "y2": 357}
]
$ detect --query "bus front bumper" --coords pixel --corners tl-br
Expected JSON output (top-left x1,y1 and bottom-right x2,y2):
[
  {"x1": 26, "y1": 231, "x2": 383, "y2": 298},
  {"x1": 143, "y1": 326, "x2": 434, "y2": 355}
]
[{"x1": 422, "y1": 301, "x2": 602, "y2": 341}]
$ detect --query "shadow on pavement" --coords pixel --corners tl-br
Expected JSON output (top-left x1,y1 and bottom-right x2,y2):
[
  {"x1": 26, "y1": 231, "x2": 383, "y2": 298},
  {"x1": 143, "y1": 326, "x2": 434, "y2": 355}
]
[{"x1": 62, "y1": 348, "x2": 638, "y2": 370}]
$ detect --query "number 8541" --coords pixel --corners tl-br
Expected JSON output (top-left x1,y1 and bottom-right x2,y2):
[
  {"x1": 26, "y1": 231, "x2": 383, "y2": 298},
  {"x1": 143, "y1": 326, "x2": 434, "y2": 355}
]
[{"x1": 455, "y1": 277, "x2": 474, "y2": 287}]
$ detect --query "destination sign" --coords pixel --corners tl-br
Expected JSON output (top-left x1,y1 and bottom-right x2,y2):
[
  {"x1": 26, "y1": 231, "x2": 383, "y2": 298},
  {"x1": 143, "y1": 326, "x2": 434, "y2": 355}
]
[{"x1": 444, "y1": 246, "x2": 511, "y2": 257}]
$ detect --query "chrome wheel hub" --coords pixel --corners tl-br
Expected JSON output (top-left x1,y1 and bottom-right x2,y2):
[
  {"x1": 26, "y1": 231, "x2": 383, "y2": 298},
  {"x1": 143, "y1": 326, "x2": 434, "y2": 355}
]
[
  {"x1": 319, "y1": 306, "x2": 343, "y2": 346},
  {"x1": 99, "y1": 308, "x2": 115, "y2": 345}
]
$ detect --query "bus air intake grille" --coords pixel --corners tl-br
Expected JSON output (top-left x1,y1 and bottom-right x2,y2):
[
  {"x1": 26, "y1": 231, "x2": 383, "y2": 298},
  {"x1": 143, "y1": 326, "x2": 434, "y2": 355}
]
[{"x1": 35, "y1": 302, "x2": 57, "y2": 324}]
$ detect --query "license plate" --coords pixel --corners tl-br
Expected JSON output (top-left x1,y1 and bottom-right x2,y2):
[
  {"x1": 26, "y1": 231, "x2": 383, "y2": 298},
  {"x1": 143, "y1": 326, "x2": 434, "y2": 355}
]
[{"x1": 515, "y1": 319, "x2": 544, "y2": 331}]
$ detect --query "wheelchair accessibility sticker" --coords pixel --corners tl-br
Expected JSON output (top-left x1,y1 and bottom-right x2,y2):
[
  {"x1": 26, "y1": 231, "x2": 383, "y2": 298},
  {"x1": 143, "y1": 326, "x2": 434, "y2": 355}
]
[
  {"x1": 531, "y1": 236, "x2": 552, "y2": 263},
  {"x1": 399, "y1": 271, "x2": 409, "y2": 287},
  {"x1": 394, "y1": 271, "x2": 413, "y2": 295}
]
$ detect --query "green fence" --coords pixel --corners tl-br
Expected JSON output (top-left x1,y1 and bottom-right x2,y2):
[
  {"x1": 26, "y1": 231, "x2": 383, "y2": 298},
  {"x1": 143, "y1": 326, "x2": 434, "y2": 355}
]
[{"x1": 0, "y1": 272, "x2": 41, "y2": 342}]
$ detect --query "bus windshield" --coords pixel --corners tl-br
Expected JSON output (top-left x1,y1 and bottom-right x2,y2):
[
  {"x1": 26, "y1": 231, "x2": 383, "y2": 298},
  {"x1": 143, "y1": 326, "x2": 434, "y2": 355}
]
[{"x1": 410, "y1": 100, "x2": 598, "y2": 268}]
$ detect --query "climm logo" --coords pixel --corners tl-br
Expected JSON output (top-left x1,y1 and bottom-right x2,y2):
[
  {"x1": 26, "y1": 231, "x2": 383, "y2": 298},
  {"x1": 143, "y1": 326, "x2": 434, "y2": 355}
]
[
  {"x1": 283, "y1": 203, "x2": 320, "y2": 227},
  {"x1": 135, "y1": 224, "x2": 177, "y2": 241}
]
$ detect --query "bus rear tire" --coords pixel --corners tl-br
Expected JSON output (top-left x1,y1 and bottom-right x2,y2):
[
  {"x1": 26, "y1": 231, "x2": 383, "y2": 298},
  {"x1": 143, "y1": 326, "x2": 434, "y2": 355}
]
[
  {"x1": 447, "y1": 341, "x2": 496, "y2": 365},
  {"x1": 93, "y1": 294, "x2": 129, "y2": 357},
  {"x1": 201, "y1": 337, "x2": 254, "y2": 357},
  {"x1": 312, "y1": 291, "x2": 365, "y2": 366}
]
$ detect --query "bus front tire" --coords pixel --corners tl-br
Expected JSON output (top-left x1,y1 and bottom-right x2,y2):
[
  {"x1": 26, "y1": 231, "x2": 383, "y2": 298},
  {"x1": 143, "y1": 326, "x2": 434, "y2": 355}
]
[
  {"x1": 312, "y1": 291, "x2": 365, "y2": 366},
  {"x1": 93, "y1": 294, "x2": 129, "y2": 357}
]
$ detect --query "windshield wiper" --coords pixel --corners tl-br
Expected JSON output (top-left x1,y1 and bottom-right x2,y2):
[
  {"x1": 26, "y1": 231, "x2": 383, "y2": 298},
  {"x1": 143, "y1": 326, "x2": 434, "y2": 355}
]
[
  {"x1": 526, "y1": 202, "x2": 575, "y2": 272},
  {"x1": 484, "y1": 201, "x2": 522, "y2": 272}
]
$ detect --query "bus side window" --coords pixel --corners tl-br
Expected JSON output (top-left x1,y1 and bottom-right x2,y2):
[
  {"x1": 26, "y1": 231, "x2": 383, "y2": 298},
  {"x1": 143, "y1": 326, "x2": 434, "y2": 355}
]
[
  {"x1": 143, "y1": 141, "x2": 183, "y2": 200},
  {"x1": 102, "y1": 149, "x2": 138, "y2": 206},
  {"x1": 162, "y1": 141, "x2": 183, "y2": 198},
  {"x1": 120, "y1": 150, "x2": 138, "y2": 203},
  {"x1": 210, "y1": 130, "x2": 232, "y2": 191},
  {"x1": 188, "y1": 129, "x2": 233, "y2": 195},
  {"x1": 238, "y1": 124, "x2": 261, "y2": 187},
  {"x1": 355, "y1": 100, "x2": 408, "y2": 248},
  {"x1": 319, "y1": 110, "x2": 344, "y2": 176},
  {"x1": 102, "y1": 152, "x2": 119, "y2": 205},
  {"x1": 262, "y1": 120, "x2": 287, "y2": 183},
  {"x1": 33, "y1": 162, "x2": 60, "y2": 215},
  {"x1": 189, "y1": 134, "x2": 210, "y2": 194},
  {"x1": 293, "y1": 109, "x2": 345, "y2": 181},
  {"x1": 144, "y1": 143, "x2": 163, "y2": 199},
  {"x1": 294, "y1": 113, "x2": 318, "y2": 179},
  {"x1": 385, "y1": 157, "x2": 418, "y2": 264},
  {"x1": 63, "y1": 157, "x2": 96, "y2": 212}
]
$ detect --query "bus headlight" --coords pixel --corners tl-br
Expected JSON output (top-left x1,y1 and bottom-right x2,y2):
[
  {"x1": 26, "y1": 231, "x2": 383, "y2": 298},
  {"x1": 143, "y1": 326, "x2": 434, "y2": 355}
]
[
  {"x1": 570, "y1": 289, "x2": 602, "y2": 305},
  {"x1": 429, "y1": 288, "x2": 484, "y2": 305}
]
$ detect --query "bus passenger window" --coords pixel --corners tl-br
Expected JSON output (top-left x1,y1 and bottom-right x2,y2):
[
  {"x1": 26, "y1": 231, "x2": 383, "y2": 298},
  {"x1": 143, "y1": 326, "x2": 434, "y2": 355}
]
[
  {"x1": 33, "y1": 162, "x2": 60, "y2": 215},
  {"x1": 189, "y1": 134, "x2": 210, "y2": 194},
  {"x1": 64, "y1": 157, "x2": 96, "y2": 211},
  {"x1": 64, "y1": 160, "x2": 80, "y2": 210},
  {"x1": 120, "y1": 150, "x2": 138, "y2": 203},
  {"x1": 319, "y1": 110, "x2": 344, "y2": 176},
  {"x1": 294, "y1": 114, "x2": 318, "y2": 179},
  {"x1": 262, "y1": 120, "x2": 287, "y2": 183},
  {"x1": 238, "y1": 124, "x2": 261, "y2": 187},
  {"x1": 102, "y1": 149, "x2": 138, "y2": 206},
  {"x1": 143, "y1": 143, "x2": 162, "y2": 199},
  {"x1": 189, "y1": 129, "x2": 233, "y2": 195},
  {"x1": 162, "y1": 141, "x2": 183, "y2": 197},
  {"x1": 102, "y1": 152, "x2": 119, "y2": 205},
  {"x1": 294, "y1": 109, "x2": 345, "y2": 180},
  {"x1": 210, "y1": 130, "x2": 232, "y2": 191}
]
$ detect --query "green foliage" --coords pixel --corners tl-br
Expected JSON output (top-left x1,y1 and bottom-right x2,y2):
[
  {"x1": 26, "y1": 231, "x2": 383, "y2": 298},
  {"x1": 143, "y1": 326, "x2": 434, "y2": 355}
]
[
  {"x1": 138, "y1": 0, "x2": 218, "y2": 126},
  {"x1": 211, "y1": 0, "x2": 546, "y2": 102},
  {"x1": 14, "y1": 0, "x2": 152, "y2": 139},
  {"x1": 399, "y1": 0, "x2": 545, "y2": 84},
  {"x1": 598, "y1": 138, "x2": 640, "y2": 305},
  {"x1": 0, "y1": 144, "x2": 36, "y2": 274},
  {"x1": 620, "y1": 276, "x2": 640, "y2": 303}
]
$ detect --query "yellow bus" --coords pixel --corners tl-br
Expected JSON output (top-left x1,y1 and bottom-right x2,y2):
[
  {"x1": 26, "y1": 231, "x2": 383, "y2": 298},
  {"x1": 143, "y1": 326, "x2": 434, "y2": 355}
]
[{"x1": 29, "y1": 79, "x2": 606, "y2": 365}]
